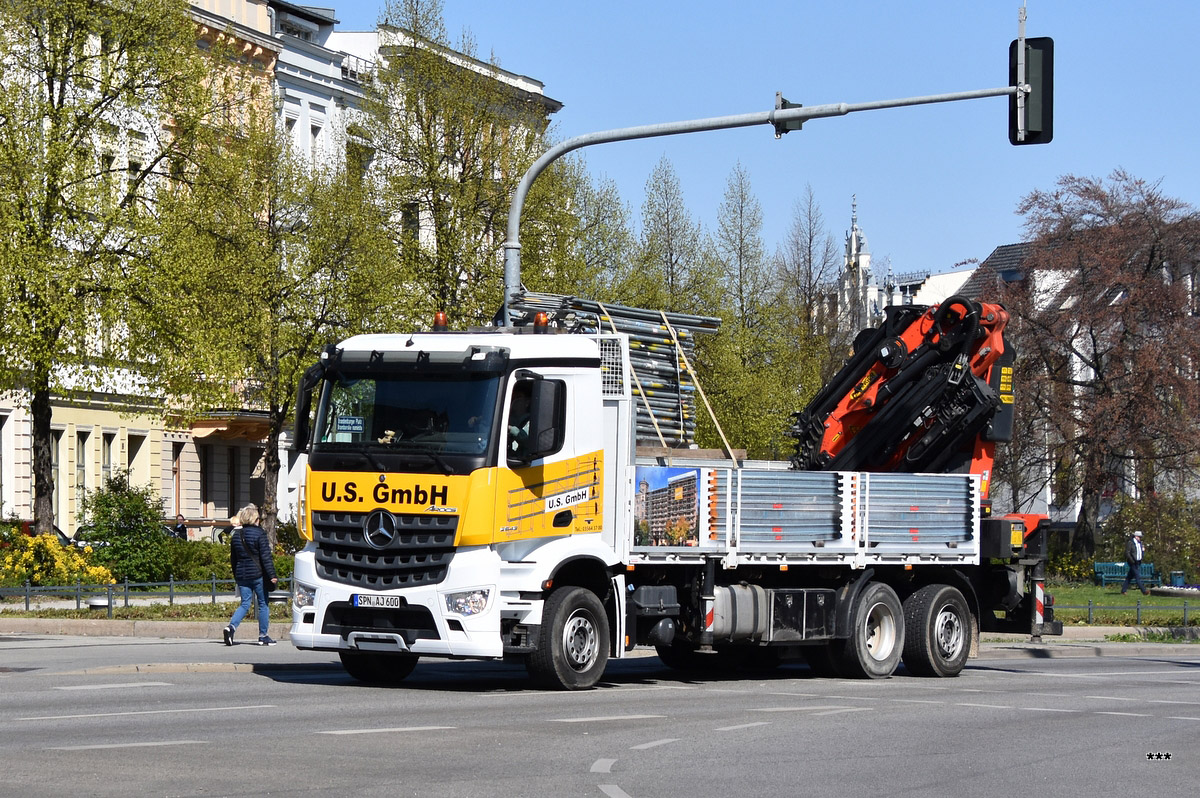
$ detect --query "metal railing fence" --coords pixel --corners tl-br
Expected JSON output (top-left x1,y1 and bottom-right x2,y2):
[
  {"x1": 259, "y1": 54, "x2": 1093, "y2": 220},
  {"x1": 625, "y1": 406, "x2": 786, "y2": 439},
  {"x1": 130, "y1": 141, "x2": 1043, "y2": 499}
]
[{"x1": 0, "y1": 576, "x2": 292, "y2": 619}]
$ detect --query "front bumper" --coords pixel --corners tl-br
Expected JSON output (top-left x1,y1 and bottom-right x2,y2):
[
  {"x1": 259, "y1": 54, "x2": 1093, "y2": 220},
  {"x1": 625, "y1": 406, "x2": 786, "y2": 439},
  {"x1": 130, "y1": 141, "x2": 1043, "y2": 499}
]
[{"x1": 289, "y1": 545, "x2": 509, "y2": 658}]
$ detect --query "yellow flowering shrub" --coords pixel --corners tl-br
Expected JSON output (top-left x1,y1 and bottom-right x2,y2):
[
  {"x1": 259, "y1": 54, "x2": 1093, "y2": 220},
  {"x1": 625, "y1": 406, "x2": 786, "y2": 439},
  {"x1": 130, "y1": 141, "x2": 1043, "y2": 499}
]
[{"x1": 0, "y1": 532, "x2": 115, "y2": 587}]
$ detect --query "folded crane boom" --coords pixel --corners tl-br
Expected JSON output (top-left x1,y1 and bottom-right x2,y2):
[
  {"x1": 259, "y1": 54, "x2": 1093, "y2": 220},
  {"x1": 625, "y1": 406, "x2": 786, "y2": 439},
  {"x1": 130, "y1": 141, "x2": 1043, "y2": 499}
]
[{"x1": 790, "y1": 295, "x2": 1015, "y2": 489}]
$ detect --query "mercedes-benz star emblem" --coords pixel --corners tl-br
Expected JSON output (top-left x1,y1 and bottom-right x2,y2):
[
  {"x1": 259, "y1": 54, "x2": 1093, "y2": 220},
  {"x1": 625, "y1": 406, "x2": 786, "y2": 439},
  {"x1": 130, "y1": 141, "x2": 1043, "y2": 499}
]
[{"x1": 363, "y1": 510, "x2": 398, "y2": 550}]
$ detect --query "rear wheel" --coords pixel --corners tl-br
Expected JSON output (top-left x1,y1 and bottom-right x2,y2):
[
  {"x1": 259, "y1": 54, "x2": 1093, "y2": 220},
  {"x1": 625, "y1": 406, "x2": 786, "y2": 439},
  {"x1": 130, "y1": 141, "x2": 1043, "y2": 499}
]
[
  {"x1": 902, "y1": 584, "x2": 971, "y2": 677},
  {"x1": 338, "y1": 651, "x2": 419, "y2": 685},
  {"x1": 839, "y1": 581, "x2": 904, "y2": 678},
  {"x1": 527, "y1": 587, "x2": 610, "y2": 690}
]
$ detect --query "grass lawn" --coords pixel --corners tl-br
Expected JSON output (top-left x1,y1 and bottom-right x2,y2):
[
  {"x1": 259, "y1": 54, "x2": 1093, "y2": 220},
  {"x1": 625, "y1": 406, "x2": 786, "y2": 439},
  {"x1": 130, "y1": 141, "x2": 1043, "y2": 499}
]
[{"x1": 1048, "y1": 581, "x2": 1200, "y2": 627}]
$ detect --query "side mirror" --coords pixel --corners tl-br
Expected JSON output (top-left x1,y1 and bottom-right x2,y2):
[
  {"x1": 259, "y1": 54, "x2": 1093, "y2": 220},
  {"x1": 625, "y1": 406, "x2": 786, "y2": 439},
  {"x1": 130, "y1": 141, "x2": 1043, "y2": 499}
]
[
  {"x1": 291, "y1": 361, "x2": 324, "y2": 452},
  {"x1": 514, "y1": 378, "x2": 565, "y2": 462}
]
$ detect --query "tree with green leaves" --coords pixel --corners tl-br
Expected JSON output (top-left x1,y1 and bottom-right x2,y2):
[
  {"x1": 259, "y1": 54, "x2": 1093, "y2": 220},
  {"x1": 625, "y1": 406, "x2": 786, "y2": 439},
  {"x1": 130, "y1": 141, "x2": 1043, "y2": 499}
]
[
  {"x1": 0, "y1": 0, "x2": 214, "y2": 536},
  {"x1": 696, "y1": 164, "x2": 801, "y2": 458},
  {"x1": 774, "y1": 185, "x2": 845, "y2": 390},
  {"x1": 364, "y1": 0, "x2": 570, "y2": 325},
  {"x1": 635, "y1": 157, "x2": 716, "y2": 314},
  {"x1": 154, "y1": 93, "x2": 398, "y2": 544}
]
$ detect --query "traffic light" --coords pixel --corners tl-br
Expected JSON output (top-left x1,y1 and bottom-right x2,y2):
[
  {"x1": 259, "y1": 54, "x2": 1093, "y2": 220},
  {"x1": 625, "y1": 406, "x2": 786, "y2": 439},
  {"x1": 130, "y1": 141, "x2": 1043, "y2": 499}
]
[{"x1": 1009, "y1": 37, "x2": 1053, "y2": 145}]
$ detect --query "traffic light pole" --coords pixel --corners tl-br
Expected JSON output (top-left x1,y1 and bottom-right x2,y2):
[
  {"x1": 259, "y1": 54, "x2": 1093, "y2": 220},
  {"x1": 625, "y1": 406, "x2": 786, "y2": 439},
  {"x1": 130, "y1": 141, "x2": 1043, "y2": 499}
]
[{"x1": 500, "y1": 84, "x2": 1017, "y2": 325}]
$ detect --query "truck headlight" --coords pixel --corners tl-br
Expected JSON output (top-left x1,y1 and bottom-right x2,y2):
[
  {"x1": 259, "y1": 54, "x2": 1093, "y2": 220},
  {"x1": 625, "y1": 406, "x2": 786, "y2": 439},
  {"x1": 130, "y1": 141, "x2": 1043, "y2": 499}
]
[
  {"x1": 293, "y1": 582, "x2": 316, "y2": 609},
  {"x1": 444, "y1": 589, "x2": 490, "y2": 616}
]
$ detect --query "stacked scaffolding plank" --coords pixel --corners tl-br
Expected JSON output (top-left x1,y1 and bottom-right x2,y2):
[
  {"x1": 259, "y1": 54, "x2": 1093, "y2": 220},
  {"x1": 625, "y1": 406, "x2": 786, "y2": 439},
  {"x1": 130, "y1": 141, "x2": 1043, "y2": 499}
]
[{"x1": 509, "y1": 293, "x2": 720, "y2": 447}]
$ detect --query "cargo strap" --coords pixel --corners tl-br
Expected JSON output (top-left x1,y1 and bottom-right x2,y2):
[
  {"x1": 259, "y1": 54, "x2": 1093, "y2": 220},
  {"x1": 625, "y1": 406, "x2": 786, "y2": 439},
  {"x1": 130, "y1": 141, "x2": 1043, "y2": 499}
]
[
  {"x1": 597, "y1": 301, "x2": 668, "y2": 449},
  {"x1": 658, "y1": 311, "x2": 736, "y2": 463}
]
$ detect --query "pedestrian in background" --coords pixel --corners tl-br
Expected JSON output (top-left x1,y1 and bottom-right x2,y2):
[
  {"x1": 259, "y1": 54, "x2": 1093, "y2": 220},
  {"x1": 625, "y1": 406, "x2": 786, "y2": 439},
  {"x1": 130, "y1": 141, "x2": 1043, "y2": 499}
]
[
  {"x1": 1121, "y1": 529, "x2": 1150, "y2": 596},
  {"x1": 173, "y1": 514, "x2": 188, "y2": 540},
  {"x1": 223, "y1": 504, "x2": 278, "y2": 646}
]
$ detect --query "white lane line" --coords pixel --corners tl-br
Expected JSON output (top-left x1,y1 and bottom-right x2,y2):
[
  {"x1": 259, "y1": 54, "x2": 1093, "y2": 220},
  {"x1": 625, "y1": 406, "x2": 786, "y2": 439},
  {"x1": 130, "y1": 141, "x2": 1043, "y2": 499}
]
[
  {"x1": 715, "y1": 722, "x2": 770, "y2": 732},
  {"x1": 893, "y1": 699, "x2": 944, "y2": 705},
  {"x1": 1149, "y1": 699, "x2": 1200, "y2": 706},
  {"x1": 55, "y1": 682, "x2": 172, "y2": 691},
  {"x1": 811, "y1": 708, "x2": 872, "y2": 716},
  {"x1": 631, "y1": 738, "x2": 680, "y2": 750},
  {"x1": 47, "y1": 740, "x2": 207, "y2": 751},
  {"x1": 319, "y1": 726, "x2": 455, "y2": 736},
  {"x1": 1167, "y1": 716, "x2": 1200, "y2": 721},
  {"x1": 1096, "y1": 711, "x2": 1151, "y2": 717},
  {"x1": 551, "y1": 715, "x2": 663, "y2": 723},
  {"x1": 1085, "y1": 695, "x2": 1137, "y2": 702},
  {"x1": 599, "y1": 786, "x2": 633, "y2": 798},
  {"x1": 750, "y1": 706, "x2": 854, "y2": 713},
  {"x1": 19, "y1": 704, "x2": 274, "y2": 722},
  {"x1": 591, "y1": 759, "x2": 617, "y2": 774},
  {"x1": 1023, "y1": 707, "x2": 1080, "y2": 713},
  {"x1": 955, "y1": 703, "x2": 1012, "y2": 709}
]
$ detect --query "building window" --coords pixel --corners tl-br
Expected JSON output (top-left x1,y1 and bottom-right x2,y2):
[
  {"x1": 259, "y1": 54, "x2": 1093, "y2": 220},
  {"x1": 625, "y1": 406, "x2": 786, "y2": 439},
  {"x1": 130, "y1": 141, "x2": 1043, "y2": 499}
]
[
  {"x1": 76, "y1": 431, "x2": 89, "y2": 495},
  {"x1": 101, "y1": 433, "x2": 114, "y2": 485},
  {"x1": 172, "y1": 442, "x2": 184, "y2": 517},
  {"x1": 228, "y1": 447, "x2": 239, "y2": 513},
  {"x1": 51, "y1": 430, "x2": 63, "y2": 524},
  {"x1": 128, "y1": 433, "x2": 146, "y2": 485},
  {"x1": 310, "y1": 124, "x2": 322, "y2": 160}
]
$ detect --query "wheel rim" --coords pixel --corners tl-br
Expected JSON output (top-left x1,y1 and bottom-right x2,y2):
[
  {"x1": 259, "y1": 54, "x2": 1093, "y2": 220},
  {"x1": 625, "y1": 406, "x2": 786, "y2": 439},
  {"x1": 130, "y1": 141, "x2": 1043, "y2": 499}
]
[
  {"x1": 863, "y1": 601, "x2": 899, "y2": 662},
  {"x1": 933, "y1": 604, "x2": 965, "y2": 661},
  {"x1": 562, "y1": 609, "x2": 599, "y2": 672}
]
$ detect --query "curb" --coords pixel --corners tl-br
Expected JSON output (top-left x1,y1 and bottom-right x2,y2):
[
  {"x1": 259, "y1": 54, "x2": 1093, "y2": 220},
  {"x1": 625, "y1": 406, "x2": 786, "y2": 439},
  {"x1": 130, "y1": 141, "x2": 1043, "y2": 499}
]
[{"x1": 0, "y1": 617, "x2": 290, "y2": 641}]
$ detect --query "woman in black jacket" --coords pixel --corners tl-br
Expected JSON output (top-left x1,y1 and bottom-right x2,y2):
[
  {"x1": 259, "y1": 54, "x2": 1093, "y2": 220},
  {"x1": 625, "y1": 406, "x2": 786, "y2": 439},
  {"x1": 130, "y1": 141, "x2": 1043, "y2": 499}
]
[{"x1": 222, "y1": 504, "x2": 279, "y2": 646}]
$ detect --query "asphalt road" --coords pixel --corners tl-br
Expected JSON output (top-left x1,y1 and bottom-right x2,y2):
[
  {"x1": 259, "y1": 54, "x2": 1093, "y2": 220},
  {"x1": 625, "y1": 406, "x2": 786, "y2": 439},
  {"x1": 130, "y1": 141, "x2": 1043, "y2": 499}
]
[{"x1": 1, "y1": 635, "x2": 1197, "y2": 797}]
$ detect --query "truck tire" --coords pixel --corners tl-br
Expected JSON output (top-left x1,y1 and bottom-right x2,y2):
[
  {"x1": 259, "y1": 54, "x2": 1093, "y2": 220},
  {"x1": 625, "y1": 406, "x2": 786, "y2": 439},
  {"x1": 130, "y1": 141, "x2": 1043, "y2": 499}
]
[
  {"x1": 338, "y1": 651, "x2": 419, "y2": 685},
  {"x1": 902, "y1": 584, "x2": 971, "y2": 677},
  {"x1": 528, "y1": 586, "x2": 610, "y2": 690},
  {"x1": 839, "y1": 581, "x2": 904, "y2": 678}
]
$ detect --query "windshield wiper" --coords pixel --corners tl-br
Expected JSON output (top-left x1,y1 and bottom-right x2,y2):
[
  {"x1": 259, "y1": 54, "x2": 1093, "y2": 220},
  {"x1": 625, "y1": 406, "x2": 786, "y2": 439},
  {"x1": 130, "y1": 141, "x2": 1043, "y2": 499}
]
[{"x1": 412, "y1": 449, "x2": 453, "y2": 476}]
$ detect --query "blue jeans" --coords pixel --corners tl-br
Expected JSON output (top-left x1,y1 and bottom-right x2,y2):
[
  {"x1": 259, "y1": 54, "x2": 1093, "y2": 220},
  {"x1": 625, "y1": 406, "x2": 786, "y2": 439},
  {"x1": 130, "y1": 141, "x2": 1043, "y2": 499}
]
[{"x1": 229, "y1": 578, "x2": 269, "y2": 638}]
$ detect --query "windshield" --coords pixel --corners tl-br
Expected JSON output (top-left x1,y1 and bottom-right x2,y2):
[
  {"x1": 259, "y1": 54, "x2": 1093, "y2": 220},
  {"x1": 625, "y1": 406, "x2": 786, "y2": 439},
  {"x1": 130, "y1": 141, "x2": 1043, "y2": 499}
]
[{"x1": 315, "y1": 371, "x2": 500, "y2": 456}]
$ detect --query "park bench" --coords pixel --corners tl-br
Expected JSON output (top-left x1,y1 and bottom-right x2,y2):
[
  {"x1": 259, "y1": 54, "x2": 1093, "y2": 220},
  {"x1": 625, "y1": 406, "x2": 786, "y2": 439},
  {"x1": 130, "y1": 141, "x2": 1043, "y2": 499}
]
[{"x1": 1093, "y1": 561, "x2": 1162, "y2": 588}]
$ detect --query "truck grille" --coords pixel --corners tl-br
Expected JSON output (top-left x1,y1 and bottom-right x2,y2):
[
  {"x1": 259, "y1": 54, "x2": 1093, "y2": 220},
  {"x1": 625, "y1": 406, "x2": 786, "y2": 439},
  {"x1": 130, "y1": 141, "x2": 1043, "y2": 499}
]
[{"x1": 313, "y1": 511, "x2": 457, "y2": 590}]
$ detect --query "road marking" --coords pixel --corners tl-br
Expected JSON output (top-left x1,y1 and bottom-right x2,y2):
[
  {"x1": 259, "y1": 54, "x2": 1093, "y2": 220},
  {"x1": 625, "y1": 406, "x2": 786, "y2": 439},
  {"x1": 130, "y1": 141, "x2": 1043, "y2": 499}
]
[
  {"x1": 893, "y1": 699, "x2": 944, "y2": 705},
  {"x1": 319, "y1": 726, "x2": 455, "y2": 735},
  {"x1": 1022, "y1": 707, "x2": 1079, "y2": 713},
  {"x1": 551, "y1": 715, "x2": 663, "y2": 723},
  {"x1": 599, "y1": 786, "x2": 633, "y2": 798},
  {"x1": 1166, "y1": 716, "x2": 1200, "y2": 721},
  {"x1": 751, "y1": 706, "x2": 856, "y2": 713},
  {"x1": 1149, "y1": 699, "x2": 1200, "y2": 705},
  {"x1": 1096, "y1": 711, "x2": 1150, "y2": 717},
  {"x1": 715, "y1": 722, "x2": 770, "y2": 732},
  {"x1": 55, "y1": 682, "x2": 172, "y2": 691},
  {"x1": 631, "y1": 738, "x2": 680, "y2": 750},
  {"x1": 47, "y1": 740, "x2": 207, "y2": 751},
  {"x1": 19, "y1": 704, "x2": 274, "y2": 722},
  {"x1": 1084, "y1": 695, "x2": 1137, "y2": 702},
  {"x1": 591, "y1": 759, "x2": 616, "y2": 773},
  {"x1": 955, "y1": 703, "x2": 1012, "y2": 709},
  {"x1": 811, "y1": 708, "x2": 872, "y2": 716}
]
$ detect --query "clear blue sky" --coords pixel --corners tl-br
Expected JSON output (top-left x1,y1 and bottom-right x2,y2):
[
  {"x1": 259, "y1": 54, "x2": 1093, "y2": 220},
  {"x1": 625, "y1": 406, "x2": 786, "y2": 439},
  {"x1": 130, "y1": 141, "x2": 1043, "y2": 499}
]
[{"x1": 333, "y1": 1, "x2": 1200, "y2": 277}]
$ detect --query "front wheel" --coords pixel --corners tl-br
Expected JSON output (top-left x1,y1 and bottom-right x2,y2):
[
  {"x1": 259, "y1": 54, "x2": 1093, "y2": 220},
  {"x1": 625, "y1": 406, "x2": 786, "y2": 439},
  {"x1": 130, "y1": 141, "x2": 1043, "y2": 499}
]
[
  {"x1": 527, "y1": 587, "x2": 610, "y2": 690},
  {"x1": 839, "y1": 581, "x2": 904, "y2": 679},
  {"x1": 338, "y1": 651, "x2": 419, "y2": 685},
  {"x1": 902, "y1": 584, "x2": 971, "y2": 677}
]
